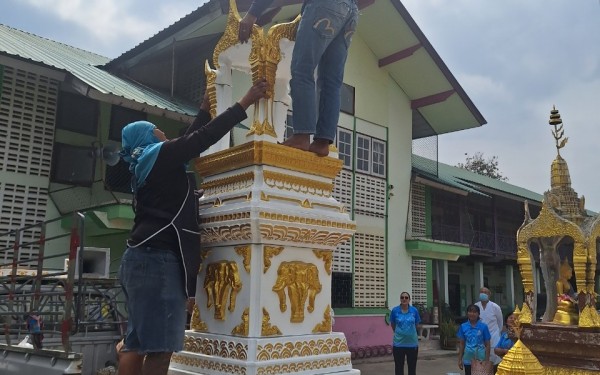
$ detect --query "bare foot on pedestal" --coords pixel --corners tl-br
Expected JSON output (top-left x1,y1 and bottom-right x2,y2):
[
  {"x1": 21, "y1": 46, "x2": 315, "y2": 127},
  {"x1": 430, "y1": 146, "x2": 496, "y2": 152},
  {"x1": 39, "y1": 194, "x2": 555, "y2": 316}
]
[
  {"x1": 309, "y1": 138, "x2": 330, "y2": 157},
  {"x1": 280, "y1": 134, "x2": 310, "y2": 152}
]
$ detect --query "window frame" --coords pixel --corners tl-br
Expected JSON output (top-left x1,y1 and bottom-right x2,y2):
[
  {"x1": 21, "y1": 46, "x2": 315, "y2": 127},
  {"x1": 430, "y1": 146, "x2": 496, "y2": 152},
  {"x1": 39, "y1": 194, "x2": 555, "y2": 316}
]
[
  {"x1": 336, "y1": 127, "x2": 353, "y2": 169},
  {"x1": 109, "y1": 105, "x2": 147, "y2": 142},
  {"x1": 355, "y1": 133, "x2": 371, "y2": 174},
  {"x1": 55, "y1": 92, "x2": 99, "y2": 136},
  {"x1": 371, "y1": 138, "x2": 387, "y2": 178}
]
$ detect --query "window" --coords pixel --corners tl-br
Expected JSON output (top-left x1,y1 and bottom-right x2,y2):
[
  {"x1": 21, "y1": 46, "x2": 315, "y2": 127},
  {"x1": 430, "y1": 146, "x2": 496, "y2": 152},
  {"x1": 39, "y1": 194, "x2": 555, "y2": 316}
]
[
  {"x1": 337, "y1": 128, "x2": 353, "y2": 168},
  {"x1": 51, "y1": 143, "x2": 96, "y2": 187},
  {"x1": 340, "y1": 83, "x2": 355, "y2": 115},
  {"x1": 331, "y1": 272, "x2": 353, "y2": 308},
  {"x1": 356, "y1": 134, "x2": 370, "y2": 173},
  {"x1": 109, "y1": 105, "x2": 147, "y2": 141},
  {"x1": 56, "y1": 92, "x2": 98, "y2": 136},
  {"x1": 104, "y1": 159, "x2": 132, "y2": 194},
  {"x1": 372, "y1": 139, "x2": 386, "y2": 177}
]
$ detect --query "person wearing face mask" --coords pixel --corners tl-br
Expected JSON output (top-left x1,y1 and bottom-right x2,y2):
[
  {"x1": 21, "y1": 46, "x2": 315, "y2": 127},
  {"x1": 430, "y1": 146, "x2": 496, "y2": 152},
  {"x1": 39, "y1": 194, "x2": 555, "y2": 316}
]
[{"x1": 474, "y1": 287, "x2": 503, "y2": 372}]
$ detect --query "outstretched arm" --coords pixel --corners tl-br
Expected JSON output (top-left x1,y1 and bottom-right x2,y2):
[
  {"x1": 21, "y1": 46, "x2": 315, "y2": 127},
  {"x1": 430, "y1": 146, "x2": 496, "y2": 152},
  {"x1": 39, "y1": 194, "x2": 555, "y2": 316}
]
[{"x1": 239, "y1": 0, "x2": 276, "y2": 42}]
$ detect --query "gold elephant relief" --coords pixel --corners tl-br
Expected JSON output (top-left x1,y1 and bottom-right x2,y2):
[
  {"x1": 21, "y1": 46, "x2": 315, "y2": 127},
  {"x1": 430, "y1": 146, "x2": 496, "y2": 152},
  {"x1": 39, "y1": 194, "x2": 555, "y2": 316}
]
[
  {"x1": 204, "y1": 260, "x2": 242, "y2": 320},
  {"x1": 272, "y1": 261, "x2": 322, "y2": 323}
]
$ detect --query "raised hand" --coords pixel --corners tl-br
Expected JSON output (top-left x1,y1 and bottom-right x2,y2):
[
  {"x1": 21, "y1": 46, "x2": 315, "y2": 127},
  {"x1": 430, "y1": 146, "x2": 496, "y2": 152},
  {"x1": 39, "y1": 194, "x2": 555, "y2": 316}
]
[
  {"x1": 238, "y1": 14, "x2": 257, "y2": 43},
  {"x1": 238, "y1": 78, "x2": 268, "y2": 109}
]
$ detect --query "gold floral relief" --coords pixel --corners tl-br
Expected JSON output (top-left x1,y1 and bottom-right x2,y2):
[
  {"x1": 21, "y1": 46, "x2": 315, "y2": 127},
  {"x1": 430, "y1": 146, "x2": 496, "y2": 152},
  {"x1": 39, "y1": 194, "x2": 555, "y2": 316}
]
[
  {"x1": 190, "y1": 304, "x2": 207, "y2": 332},
  {"x1": 195, "y1": 141, "x2": 343, "y2": 179},
  {"x1": 198, "y1": 248, "x2": 212, "y2": 272},
  {"x1": 262, "y1": 170, "x2": 333, "y2": 197},
  {"x1": 200, "y1": 224, "x2": 253, "y2": 243},
  {"x1": 256, "y1": 357, "x2": 351, "y2": 375},
  {"x1": 273, "y1": 261, "x2": 322, "y2": 323},
  {"x1": 213, "y1": 0, "x2": 243, "y2": 69},
  {"x1": 182, "y1": 335, "x2": 248, "y2": 360},
  {"x1": 204, "y1": 261, "x2": 242, "y2": 320},
  {"x1": 259, "y1": 211, "x2": 356, "y2": 230},
  {"x1": 231, "y1": 307, "x2": 250, "y2": 337},
  {"x1": 204, "y1": 60, "x2": 217, "y2": 119},
  {"x1": 256, "y1": 337, "x2": 349, "y2": 361},
  {"x1": 261, "y1": 307, "x2": 282, "y2": 336},
  {"x1": 171, "y1": 354, "x2": 247, "y2": 375},
  {"x1": 312, "y1": 305, "x2": 332, "y2": 333},
  {"x1": 201, "y1": 172, "x2": 255, "y2": 196},
  {"x1": 260, "y1": 224, "x2": 354, "y2": 247},
  {"x1": 313, "y1": 249, "x2": 333, "y2": 275},
  {"x1": 235, "y1": 245, "x2": 251, "y2": 273},
  {"x1": 263, "y1": 245, "x2": 283, "y2": 273}
]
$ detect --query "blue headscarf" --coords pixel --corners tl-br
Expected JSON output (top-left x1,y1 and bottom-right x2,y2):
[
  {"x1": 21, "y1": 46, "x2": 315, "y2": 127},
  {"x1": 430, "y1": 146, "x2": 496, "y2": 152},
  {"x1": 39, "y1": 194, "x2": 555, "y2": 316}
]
[{"x1": 120, "y1": 121, "x2": 163, "y2": 192}]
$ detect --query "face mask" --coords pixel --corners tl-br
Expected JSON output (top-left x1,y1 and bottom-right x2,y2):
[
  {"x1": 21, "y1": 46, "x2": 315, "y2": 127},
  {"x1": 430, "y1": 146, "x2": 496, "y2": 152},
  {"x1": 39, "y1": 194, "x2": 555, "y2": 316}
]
[{"x1": 479, "y1": 293, "x2": 489, "y2": 302}]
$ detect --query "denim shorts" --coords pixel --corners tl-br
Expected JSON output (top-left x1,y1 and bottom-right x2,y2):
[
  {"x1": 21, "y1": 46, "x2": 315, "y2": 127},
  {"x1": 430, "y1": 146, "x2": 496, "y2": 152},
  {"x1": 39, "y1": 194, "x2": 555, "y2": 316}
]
[{"x1": 118, "y1": 246, "x2": 187, "y2": 353}]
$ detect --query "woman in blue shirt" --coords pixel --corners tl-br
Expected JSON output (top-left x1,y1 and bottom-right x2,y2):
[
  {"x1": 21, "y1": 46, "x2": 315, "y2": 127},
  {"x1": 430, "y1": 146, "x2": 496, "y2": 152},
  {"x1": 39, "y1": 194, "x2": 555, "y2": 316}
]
[
  {"x1": 390, "y1": 292, "x2": 421, "y2": 375},
  {"x1": 457, "y1": 304, "x2": 491, "y2": 375},
  {"x1": 494, "y1": 313, "x2": 516, "y2": 358}
]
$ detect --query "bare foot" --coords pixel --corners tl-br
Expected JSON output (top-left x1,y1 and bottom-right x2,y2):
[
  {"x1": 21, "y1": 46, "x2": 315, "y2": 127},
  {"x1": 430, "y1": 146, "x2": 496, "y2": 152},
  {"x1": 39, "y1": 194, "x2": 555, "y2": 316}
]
[
  {"x1": 281, "y1": 134, "x2": 310, "y2": 151},
  {"x1": 309, "y1": 138, "x2": 330, "y2": 157}
]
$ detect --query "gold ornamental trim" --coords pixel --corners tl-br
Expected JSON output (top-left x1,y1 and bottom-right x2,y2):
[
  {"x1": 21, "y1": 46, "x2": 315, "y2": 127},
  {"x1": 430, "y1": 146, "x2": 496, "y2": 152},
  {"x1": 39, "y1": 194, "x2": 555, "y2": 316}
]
[
  {"x1": 259, "y1": 211, "x2": 356, "y2": 231},
  {"x1": 195, "y1": 141, "x2": 343, "y2": 179},
  {"x1": 256, "y1": 357, "x2": 351, "y2": 375},
  {"x1": 260, "y1": 224, "x2": 354, "y2": 247},
  {"x1": 261, "y1": 307, "x2": 282, "y2": 336},
  {"x1": 545, "y1": 367, "x2": 600, "y2": 375},
  {"x1": 182, "y1": 336, "x2": 248, "y2": 360},
  {"x1": 256, "y1": 337, "x2": 349, "y2": 361},
  {"x1": 204, "y1": 60, "x2": 218, "y2": 119},
  {"x1": 200, "y1": 224, "x2": 252, "y2": 243},
  {"x1": 212, "y1": 0, "x2": 243, "y2": 69},
  {"x1": 190, "y1": 304, "x2": 208, "y2": 332},
  {"x1": 171, "y1": 354, "x2": 247, "y2": 375},
  {"x1": 201, "y1": 172, "x2": 255, "y2": 195},
  {"x1": 235, "y1": 245, "x2": 251, "y2": 273},
  {"x1": 263, "y1": 170, "x2": 333, "y2": 197},
  {"x1": 313, "y1": 249, "x2": 333, "y2": 275},
  {"x1": 200, "y1": 212, "x2": 251, "y2": 224},
  {"x1": 231, "y1": 307, "x2": 250, "y2": 337},
  {"x1": 312, "y1": 305, "x2": 332, "y2": 333},
  {"x1": 263, "y1": 245, "x2": 283, "y2": 273}
]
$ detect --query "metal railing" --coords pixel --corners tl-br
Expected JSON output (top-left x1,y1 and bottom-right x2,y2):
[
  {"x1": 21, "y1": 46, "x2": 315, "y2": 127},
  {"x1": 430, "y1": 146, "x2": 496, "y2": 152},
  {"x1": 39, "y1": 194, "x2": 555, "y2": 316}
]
[
  {"x1": 0, "y1": 212, "x2": 126, "y2": 353},
  {"x1": 429, "y1": 224, "x2": 517, "y2": 258}
]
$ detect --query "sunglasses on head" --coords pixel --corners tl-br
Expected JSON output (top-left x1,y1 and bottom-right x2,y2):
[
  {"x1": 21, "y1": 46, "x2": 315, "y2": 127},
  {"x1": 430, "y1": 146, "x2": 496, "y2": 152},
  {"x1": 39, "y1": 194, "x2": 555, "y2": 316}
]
[{"x1": 401, "y1": 296, "x2": 409, "y2": 300}]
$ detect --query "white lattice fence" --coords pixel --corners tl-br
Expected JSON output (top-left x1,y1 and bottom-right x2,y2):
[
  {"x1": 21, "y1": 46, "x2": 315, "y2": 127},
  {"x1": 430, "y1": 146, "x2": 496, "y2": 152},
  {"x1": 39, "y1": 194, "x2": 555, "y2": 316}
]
[
  {"x1": 0, "y1": 65, "x2": 58, "y2": 263},
  {"x1": 332, "y1": 169, "x2": 353, "y2": 273},
  {"x1": 408, "y1": 182, "x2": 426, "y2": 238},
  {"x1": 353, "y1": 233, "x2": 386, "y2": 307},
  {"x1": 411, "y1": 259, "x2": 427, "y2": 305}
]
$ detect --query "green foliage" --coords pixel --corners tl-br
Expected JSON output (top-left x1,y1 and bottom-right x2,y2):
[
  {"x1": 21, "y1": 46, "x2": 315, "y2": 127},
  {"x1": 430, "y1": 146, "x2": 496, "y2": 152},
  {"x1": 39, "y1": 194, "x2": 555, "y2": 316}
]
[
  {"x1": 439, "y1": 319, "x2": 457, "y2": 339},
  {"x1": 456, "y1": 152, "x2": 508, "y2": 181}
]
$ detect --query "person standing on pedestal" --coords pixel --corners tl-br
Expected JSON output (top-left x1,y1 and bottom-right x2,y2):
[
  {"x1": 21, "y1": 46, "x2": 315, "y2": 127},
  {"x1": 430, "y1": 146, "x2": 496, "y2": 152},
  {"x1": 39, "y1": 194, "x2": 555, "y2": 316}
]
[
  {"x1": 238, "y1": 0, "x2": 359, "y2": 156},
  {"x1": 390, "y1": 292, "x2": 421, "y2": 375},
  {"x1": 475, "y1": 287, "x2": 503, "y2": 372}
]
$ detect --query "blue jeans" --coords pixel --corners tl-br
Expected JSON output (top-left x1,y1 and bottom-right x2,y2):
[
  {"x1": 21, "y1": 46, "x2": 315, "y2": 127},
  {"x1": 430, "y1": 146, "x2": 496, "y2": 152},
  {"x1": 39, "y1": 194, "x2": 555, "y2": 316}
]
[
  {"x1": 290, "y1": 0, "x2": 359, "y2": 142},
  {"x1": 118, "y1": 247, "x2": 187, "y2": 353}
]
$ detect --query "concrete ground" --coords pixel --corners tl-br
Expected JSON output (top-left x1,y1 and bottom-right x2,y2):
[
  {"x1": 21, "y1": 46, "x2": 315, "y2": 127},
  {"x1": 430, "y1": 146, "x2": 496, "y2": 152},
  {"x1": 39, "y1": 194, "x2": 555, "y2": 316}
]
[{"x1": 352, "y1": 348, "x2": 459, "y2": 375}]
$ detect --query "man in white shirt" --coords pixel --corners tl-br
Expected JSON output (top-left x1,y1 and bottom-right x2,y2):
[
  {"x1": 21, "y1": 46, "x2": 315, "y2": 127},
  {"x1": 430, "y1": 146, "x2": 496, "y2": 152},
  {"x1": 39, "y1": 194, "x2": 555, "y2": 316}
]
[{"x1": 475, "y1": 287, "x2": 503, "y2": 371}]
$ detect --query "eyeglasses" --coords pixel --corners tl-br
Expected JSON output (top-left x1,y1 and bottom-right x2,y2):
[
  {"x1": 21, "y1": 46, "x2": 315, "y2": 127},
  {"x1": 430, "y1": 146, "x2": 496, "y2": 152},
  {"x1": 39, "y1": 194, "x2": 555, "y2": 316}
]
[{"x1": 400, "y1": 296, "x2": 409, "y2": 300}]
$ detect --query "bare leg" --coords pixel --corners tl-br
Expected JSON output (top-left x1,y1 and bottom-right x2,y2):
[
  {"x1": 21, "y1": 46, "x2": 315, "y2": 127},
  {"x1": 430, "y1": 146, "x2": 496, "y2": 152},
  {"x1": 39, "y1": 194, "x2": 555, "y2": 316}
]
[
  {"x1": 118, "y1": 351, "x2": 144, "y2": 375},
  {"x1": 281, "y1": 134, "x2": 310, "y2": 151},
  {"x1": 308, "y1": 138, "x2": 330, "y2": 157},
  {"x1": 142, "y1": 352, "x2": 173, "y2": 375}
]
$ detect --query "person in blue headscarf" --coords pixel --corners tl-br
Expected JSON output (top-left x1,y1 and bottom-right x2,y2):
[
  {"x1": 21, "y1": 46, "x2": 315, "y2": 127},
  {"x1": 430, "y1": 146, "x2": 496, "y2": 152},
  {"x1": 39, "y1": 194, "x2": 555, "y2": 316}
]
[{"x1": 117, "y1": 79, "x2": 267, "y2": 375}]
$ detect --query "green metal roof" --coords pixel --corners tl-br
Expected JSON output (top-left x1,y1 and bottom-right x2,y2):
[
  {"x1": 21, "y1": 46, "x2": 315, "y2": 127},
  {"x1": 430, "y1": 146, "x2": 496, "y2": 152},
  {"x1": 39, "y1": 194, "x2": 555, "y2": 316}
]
[
  {"x1": 0, "y1": 24, "x2": 197, "y2": 117},
  {"x1": 413, "y1": 155, "x2": 544, "y2": 203}
]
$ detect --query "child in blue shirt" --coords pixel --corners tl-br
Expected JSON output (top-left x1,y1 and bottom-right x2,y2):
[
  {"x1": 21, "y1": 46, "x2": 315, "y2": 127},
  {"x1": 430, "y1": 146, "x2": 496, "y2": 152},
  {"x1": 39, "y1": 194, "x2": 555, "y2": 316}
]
[{"x1": 457, "y1": 304, "x2": 491, "y2": 375}]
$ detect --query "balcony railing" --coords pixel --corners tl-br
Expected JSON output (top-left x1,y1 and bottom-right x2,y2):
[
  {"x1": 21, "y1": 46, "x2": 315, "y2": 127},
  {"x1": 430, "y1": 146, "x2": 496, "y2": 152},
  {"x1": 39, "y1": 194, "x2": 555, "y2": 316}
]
[{"x1": 431, "y1": 224, "x2": 517, "y2": 259}]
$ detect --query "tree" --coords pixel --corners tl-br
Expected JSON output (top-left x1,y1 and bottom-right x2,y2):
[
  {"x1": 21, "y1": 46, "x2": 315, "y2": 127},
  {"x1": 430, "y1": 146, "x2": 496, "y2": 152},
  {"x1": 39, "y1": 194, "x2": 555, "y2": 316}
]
[{"x1": 456, "y1": 152, "x2": 508, "y2": 181}]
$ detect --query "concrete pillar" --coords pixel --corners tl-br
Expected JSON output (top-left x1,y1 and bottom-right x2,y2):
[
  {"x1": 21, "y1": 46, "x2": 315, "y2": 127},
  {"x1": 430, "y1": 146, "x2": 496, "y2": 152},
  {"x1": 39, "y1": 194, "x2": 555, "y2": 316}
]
[
  {"x1": 474, "y1": 261, "x2": 484, "y2": 291},
  {"x1": 505, "y1": 265, "x2": 515, "y2": 309}
]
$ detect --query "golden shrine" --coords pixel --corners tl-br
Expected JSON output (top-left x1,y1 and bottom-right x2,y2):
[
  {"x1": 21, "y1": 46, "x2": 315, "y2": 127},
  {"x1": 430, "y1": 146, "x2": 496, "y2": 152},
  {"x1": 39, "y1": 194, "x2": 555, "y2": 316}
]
[
  {"x1": 168, "y1": 1, "x2": 358, "y2": 374},
  {"x1": 498, "y1": 107, "x2": 600, "y2": 374}
]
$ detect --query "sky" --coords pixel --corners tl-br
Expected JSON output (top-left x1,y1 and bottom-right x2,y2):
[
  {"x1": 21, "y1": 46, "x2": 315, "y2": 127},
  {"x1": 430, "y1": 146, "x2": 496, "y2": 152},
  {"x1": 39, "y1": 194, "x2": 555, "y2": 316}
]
[{"x1": 1, "y1": 0, "x2": 599, "y2": 208}]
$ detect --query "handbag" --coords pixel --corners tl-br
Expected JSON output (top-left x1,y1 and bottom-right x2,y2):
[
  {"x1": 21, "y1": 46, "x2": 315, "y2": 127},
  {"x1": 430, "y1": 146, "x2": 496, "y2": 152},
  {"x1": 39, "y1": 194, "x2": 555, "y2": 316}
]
[{"x1": 471, "y1": 358, "x2": 493, "y2": 375}]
